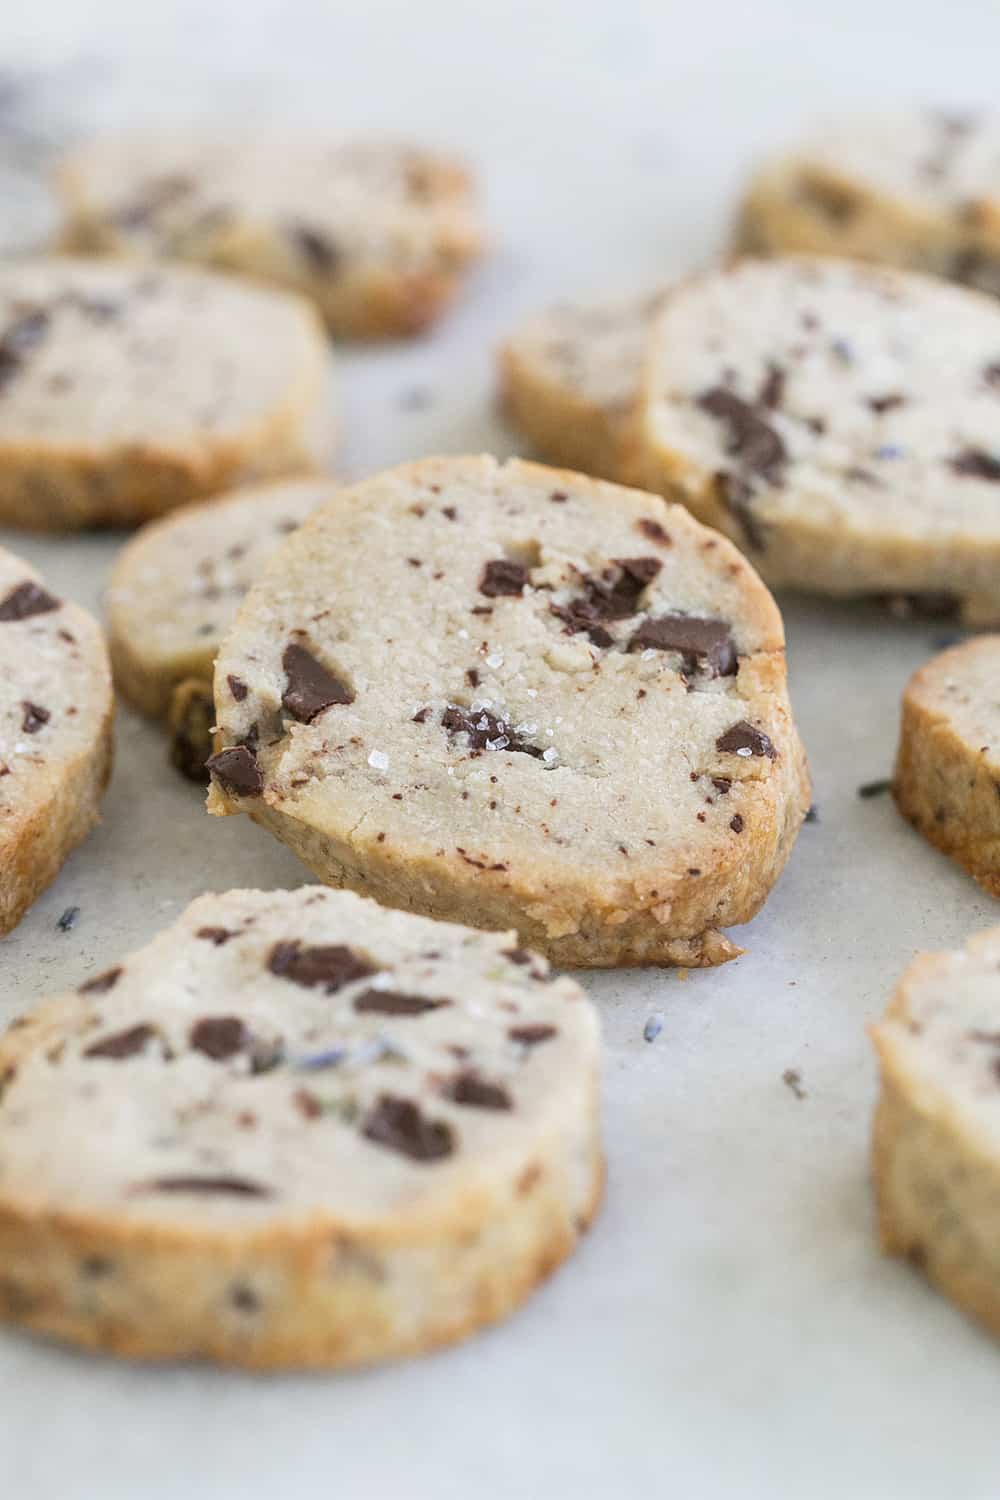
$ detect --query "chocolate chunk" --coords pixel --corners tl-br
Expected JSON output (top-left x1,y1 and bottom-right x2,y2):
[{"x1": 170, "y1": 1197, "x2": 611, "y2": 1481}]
[
  {"x1": 206, "y1": 745, "x2": 264, "y2": 798},
  {"x1": 950, "y1": 448, "x2": 1000, "y2": 481},
  {"x1": 189, "y1": 1016, "x2": 248, "y2": 1060},
  {"x1": 353, "y1": 989, "x2": 450, "y2": 1016},
  {"x1": 84, "y1": 1023, "x2": 157, "y2": 1059},
  {"x1": 697, "y1": 387, "x2": 786, "y2": 480},
  {"x1": 711, "y1": 777, "x2": 732, "y2": 794},
  {"x1": 169, "y1": 682, "x2": 214, "y2": 782},
  {"x1": 281, "y1": 643, "x2": 353, "y2": 722},
  {"x1": 21, "y1": 701, "x2": 49, "y2": 734},
  {"x1": 637, "y1": 518, "x2": 671, "y2": 545},
  {"x1": 553, "y1": 556, "x2": 662, "y2": 643},
  {"x1": 758, "y1": 364, "x2": 786, "y2": 410},
  {"x1": 730, "y1": 814, "x2": 745, "y2": 833},
  {"x1": 627, "y1": 614, "x2": 737, "y2": 676},
  {"x1": 361, "y1": 1094, "x2": 455, "y2": 1161},
  {"x1": 196, "y1": 926, "x2": 235, "y2": 946},
  {"x1": 289, "y1": 224, "x2": 341, "y2": 273},
  {"x1": 412, "y1": 706, "x2": 430, "y2": 723},
  {"x1": 79, "y1": 966, "x2": 122, "y2": 995},
  {"x1": 714, "y1": 471, "x2": 767, "y2": 551},
  {"x1": 227, "y1": 674, "x2": 249, "y2": 702},
  {"x1": 0, "y1": 581, "x2": 60, "y2": 621},
  {"x1": 442, "y1": 1070, "x2": 512, "y2": 1110},
  {"x1": 137, "y1": 1175, "x2": 272, "y2": 1198},
  {"x1": 867, "y1": 393, "x2": 906, "y2": 415},
  {"x1": 715, "y1": 721, "x2": 776, "y2": 759},
  {"x1": 480, "y1": 559, "x2": 527, "y2": 597},
  {"x1": 268, "y1": 941, "x2": 375, "y2": 993},
  {"x1": 441, "y1": 706, "x2": 544, "y2": 758},
  {"x1": 508, "y1": 1024, "x2": 557, "y2": 1045},
  {"x1": 550, "y1": 599, "x2": 614, "y2": 648}
]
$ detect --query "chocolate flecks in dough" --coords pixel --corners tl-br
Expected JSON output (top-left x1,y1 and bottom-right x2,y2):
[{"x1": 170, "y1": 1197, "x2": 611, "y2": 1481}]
[
  {"x1": 196, "y1": 926, "x2": 235, "y2": 946},
  {"x1": 504, "y1": 948, "x2": 533, "y2": 966},
  {"x1": 21, "y1": 701, "x2": 49, "y2": 734},
  {"x1": 288, "y1": 223, "x2": 341, "y2": 274},
  {"x1": 354, "y1": 989, "x2": 450, "y2": 1016},
  {"x1": 0, "y1": 308, "x2": 49, "y2": 392},
  {"x1": 758, "y1": 364, "x2": 786, "y2": 410},
  {"x1": 79, "y1": 966, "x2": 122, "y2": 996},
  {"x1": 135, "y1": 1175, "x2": 273, "y2": 1198},
  {"x1": 480, "y1": 559, "x2": 527, "y2": 597},
  {"x1": 950, "y1": 448, "x2": 1000, "y2": 481},
  {"x1": 712, "y1": 777, "x2": 732, "y2": 794},
  {"x1": 636, "y1": 518, "x2": 671, "y2": 545},
  {"x1": 0, "y1": 581, "x2": 60, "y2": 621},
  {"x1": 441, "y1": 1070, "x2": 512, "y2": 1110},
  {"x1": 281, "y1": 643, "x2": 353, "y2": 722},
  {"x1": 730, "y1": 814, "x2": 745, "y2": 833},
  {"x1": 84, "y1": 1023, "x2": 158, "y2": 1060},
  {"x1": 716, "y1": 721, "x2": 776, "y2": 759},
  {"x1": 293, "y1": 1088, "x2": 323, "y2": 1121},
  {"x1": 549, "y1": 490, "x2": 568, "y2": 503},
  {"x1": 227, "y1": 674, "x2": 249, "y2": 702},
  {"x1": 412, "y1": 706, "x2": 430, "y2": 723},
  {"x1": 189, "y1": 1016, "x2": 248, "y2": 1060},
  {"x1": 509, "y1": 1023, "x2": 557, "y2": 1045},
  {"x1": 867, "y1": 393, "x2": 906, "y2": 415},
  {"x1": 441, "y1": 705, "x2": 545, "y2": 758},
  {"x1": 268, "y1": 940, "x2": 375, "y2": 993},
  {"x1": 857, "y1": 778, "x2": 892, "y2": 799},
  {"x1": 466, "y1": 668, "x2": 479, "y2": 688},
  {"x1": 361, "y1": 1094, "x2": 455, "y2": 1162},
  {"x1": 697, "y1": 387, "x2": 787, "y2": 481},
  {"x1": 627, "y1": 614, "x2": 737, "y2": 676},
  {"x1": 206, "y1": 745, "x2": 264, "y2": 798}
]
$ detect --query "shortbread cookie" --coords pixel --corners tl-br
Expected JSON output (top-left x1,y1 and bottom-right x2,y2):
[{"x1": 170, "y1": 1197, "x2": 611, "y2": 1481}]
[
  {"x1": 56, "y1": 132, "x2": 483, "y2": 339},
  {"x1": 735, "y1": 111, "x2": 1000, "y2": 295},
  {"x1": 498, "y1": 286, "x2": 666, "y2": 481},
  {"x1": 634, "y1": 257, "x2": 1000, "y2": 623},
  {"x1": 0, "y1": 886, "x2": 602, "y2": 1368},
  {"x1": 107, "y1": 477, "x2": 333, "y2": 777},
  {"x1": 893, "y1": 637, "x2": 1000, "y2": 895},
  {"x1": 0, "y1": 546, "x2": 113, "y2": 935},
  {"x1": 207, "y1": 455, "x2": 809, "y2": 967},
  {"x1": 0, "y1": 259, "x2": 331, "y2": 530},
  {"x1": 871, "y1": 926, "x2": 1000, "y2": 1340}
]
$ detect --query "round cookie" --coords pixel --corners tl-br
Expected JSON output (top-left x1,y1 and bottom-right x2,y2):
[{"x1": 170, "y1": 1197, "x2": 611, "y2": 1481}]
[
  {"x1": 56, "y1": 132, "x2": 483, "y2": 339},
  {"x1": 0, "y1": 885, "x2": 602, "y2": 1368},
  {"x1": 207, "y1": 455, "x2": 810, "y2": 968},
  {"x1": 872, "y1": 926, "x2": 1000, "y2": 1340},
  {"x1": 498, "y1": 285, "x2": 666, "y2": 481},
  {"x1": 106, "y1": 477, "x2": 335, "y2": 776},
  {"x1": 634, "y1": 256, "x2": 1000, "y2": 623},
  {"x1": 0, "y1": 546, "x2": 113, "y2": 935},
  {"x1": 893, "y1": 637, "x2": 1000, "y2": 895},
  {"x1": 0, "y1": 258, "x2": 332, "y2": 530}
]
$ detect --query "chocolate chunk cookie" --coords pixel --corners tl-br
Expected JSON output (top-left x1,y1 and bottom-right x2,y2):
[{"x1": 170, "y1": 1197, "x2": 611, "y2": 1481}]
[
  {"x1": 498, "y1": 285, "x2": 667, "y2": 481},
  {"x1": 56, "y1": 132, "x2": 483, "y2": 338},
  {"x1": 0, "y1": 886, "x2": 602, "y2": 1368},
  {"x1": 893, "y1": 636, "x2": 1000, "y2": 894},
  {"x1": 872, "y1": 925, "x2": 1000, "y2": 1341},
  {"x1": 633, "y1": 257, "x2": 1000, "y2": 622},
  {"x1": 735, "y1": 111, "x2": 1000, "y2": 295},
  {"x1": 0, "y1": 259, "x2": 332, "y2": 530},
  {"x1": 208, "y1": 455, "x2": 810, "y2": 967},
  {"x1": 0, "y1": 546, "x2": 113, "y2": 934},
  {"x1": 106, "y1": 477, "x2": 334, "y2": 776}
]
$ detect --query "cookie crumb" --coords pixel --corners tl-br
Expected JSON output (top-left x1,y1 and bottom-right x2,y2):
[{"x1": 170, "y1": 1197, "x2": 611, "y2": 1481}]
[
  {"x1": 56, "y1": 905, "x2": 79, "y2": 932},
  {"x1": 857, "y1": 778, "x2": 892, "y2": 799},
  {"x1": 643, "y1": 1014, "x2": 664, "y2": 1043},
  {"x1": 782, "y1": 1067, "x2": 806, "y2": 1100}
]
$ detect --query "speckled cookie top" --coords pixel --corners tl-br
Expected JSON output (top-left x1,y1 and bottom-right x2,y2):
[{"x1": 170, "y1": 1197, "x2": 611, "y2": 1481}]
[
  {"x1": 0, "y1": 258, "x2": 326, "y2": 448},
  {"x1": 107, "y1": 478, "x2": 335, "y2": 674},
  {"x1": 0, "y1": 887, "x2": 598, "y2": 1227},
  {"x1": 0, "y1": 545, "x2": 111, "y2": 827},
  {"x1": 903, "y1": 636, "x2": 1000, "y2": 769},
  {"x1": 641, "y1": 257, "x2": 1000, "y2": 547},
  {"x1": 209, "y1": 455, "x2": 797, "y2": 915}
]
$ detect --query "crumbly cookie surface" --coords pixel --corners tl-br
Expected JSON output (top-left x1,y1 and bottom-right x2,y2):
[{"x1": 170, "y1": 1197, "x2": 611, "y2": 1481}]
[
  {"x1": 0, "y1": 258, "x2": 331, "y2": 529},
  {"x1": 0, "y1": 886, "x2": 602, "y2": 1367},
  {"x1": 57, "y1": 133, "x2": 483, "y2": 338},
  {"x1": 635, "y1": 257, "x2": 1000, "y2": 622},
  {"x1": 208, "y1": 455, "x2": 809, "y2": 967},
  {"x1": 0, "y1": 546, "x2": 113, "y2": 934}
]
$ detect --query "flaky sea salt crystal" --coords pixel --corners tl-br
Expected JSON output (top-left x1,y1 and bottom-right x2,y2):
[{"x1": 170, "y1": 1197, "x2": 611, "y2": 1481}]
[
  {"x1": 542, "y1": 747, "x2": 558, "y2": 763},
  {"x1": 736, "y1": 746, "x2": 752, "y2": 758},
  {"x1": 368, "y1": 749, "x2": 390, "y2": 771},
  {"x1": 485, "y1": 652, "x2": 504, "y2": 670}
]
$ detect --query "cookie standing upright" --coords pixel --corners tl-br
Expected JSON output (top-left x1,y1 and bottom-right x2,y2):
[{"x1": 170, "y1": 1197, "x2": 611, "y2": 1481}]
[
  {"x1": 872, "y1": 926, "x2": 1000, "y2": 1340},
  {"x1": 0, "y1": 259, "x2": 332, "y2": 530},
  {"x1": 208, "y1": 455, "x2": 809, "y2": 968},
  {"x1": 0, "y1": 887, "x2": 602, "y2": 1368},
  {"x1": 735, "y1": 112, "x2": 1000, "y2": 294},
  {"x1": 56, "y1": 133, "x2": 483, "y2": 338},
  {"x1": 634, "y1": 257, "x2": 1000, "y2": 623},
  {"x1": 106, "y1": 476, "x2": 335, "y2": 777},
  {"x1": 894, "y1": 637, "x2": 1000, "y2": 895},
  {"x1": 498, "y1": 286, "x2": 666, "y2": 481},
  {"x1": 0, "y1": 547, "x2": 113, "y2": 934}
]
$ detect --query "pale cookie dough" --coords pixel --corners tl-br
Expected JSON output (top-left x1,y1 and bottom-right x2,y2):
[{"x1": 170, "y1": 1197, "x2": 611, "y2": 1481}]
[
  {"x1": 106, "y1": 477, "x2": 334, "y2": 777},
  {"x1": 634, "y1": 256, "x2": 1000, "y2": 623},
  {"x1": 56, "y1": 132, "x2": 483, "y2": 339},
  {"x1": 872, "y1": 925, "x2": 1000, "y2": 1341},
  {"x1": 0, "y1": 886, "x2": 602, "y2": 1369},
  {"x1": 893, "y1": 636, "x2": 1000, "y2": 895},
  {"x1": 0, "y1": 546, "x2": 113, "y2": 935},
  {"x1": 0, "y1": 258, "x2": 332, "y2": 530},
  {"x1": 498, "y1": 286, "x2": 666, "y2": 481},
  {"x1": 207, "y1": 455, "x2": 809, "y2": 968}
]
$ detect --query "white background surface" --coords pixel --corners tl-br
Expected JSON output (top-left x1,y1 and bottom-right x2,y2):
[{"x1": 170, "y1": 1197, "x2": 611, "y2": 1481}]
[{"x1": 2, "y1": 2, "x2": 1000, "y2": 1496}]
